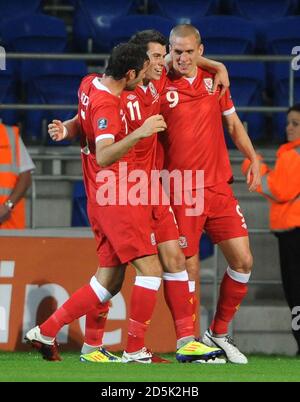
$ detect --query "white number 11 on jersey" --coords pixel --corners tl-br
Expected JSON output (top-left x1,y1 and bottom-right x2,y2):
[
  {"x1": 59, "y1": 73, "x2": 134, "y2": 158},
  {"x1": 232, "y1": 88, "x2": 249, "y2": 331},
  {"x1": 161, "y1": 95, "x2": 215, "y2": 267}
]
[{"x1": 127, "y1": 100, "x2": 142, "y2": 121}]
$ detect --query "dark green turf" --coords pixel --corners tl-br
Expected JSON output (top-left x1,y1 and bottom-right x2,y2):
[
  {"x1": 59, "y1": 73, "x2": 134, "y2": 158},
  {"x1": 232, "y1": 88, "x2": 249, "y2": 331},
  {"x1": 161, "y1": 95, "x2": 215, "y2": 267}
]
[{"x1": 0, "y1": 352, "x2": 300, "y2": 382}]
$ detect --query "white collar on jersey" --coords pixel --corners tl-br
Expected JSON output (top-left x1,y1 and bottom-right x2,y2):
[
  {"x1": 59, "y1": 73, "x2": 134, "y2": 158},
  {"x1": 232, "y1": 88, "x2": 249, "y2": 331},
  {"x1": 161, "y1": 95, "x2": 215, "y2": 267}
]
[
  {"x1": 92, "y1": 77, "x2": 112, "y2": 94},
  {"x1": 183, "y1": 69, "x2": 198, "y2": 84},
  {"x1": 138, "y1": 84, "x2": 148, "y2": 93}
]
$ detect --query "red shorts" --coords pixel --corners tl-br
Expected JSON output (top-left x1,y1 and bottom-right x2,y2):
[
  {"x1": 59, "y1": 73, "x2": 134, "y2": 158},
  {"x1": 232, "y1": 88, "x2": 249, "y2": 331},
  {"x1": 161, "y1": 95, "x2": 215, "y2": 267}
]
[
  {"x1": 152, "y1": 204, "x2": 179, "y2": 244},
  {"x1": 88, "y1": 203, "x2": 157, "y2": 267},
  {"x1": 171, "y1": 182, "x2": 249, "y2": 257}
]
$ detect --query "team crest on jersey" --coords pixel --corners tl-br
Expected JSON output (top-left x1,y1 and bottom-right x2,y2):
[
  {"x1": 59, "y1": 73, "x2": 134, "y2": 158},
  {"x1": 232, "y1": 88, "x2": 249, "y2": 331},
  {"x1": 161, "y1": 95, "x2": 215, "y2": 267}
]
[
  {"x1": 203, "y1": 78, "x2": 214, "y2": 94},
  {"x1": 98, "y1": 118, "x2": 108, "y2": 130},
  {"x1": 149, "y1": 82, "x2": 157, "y2": 97},
  {"x1": 127, "y1": 94, "x2": 136, "y2": 100},
  {"x1": 179, "y1": 236, "x2": 188, "y2": 248}
]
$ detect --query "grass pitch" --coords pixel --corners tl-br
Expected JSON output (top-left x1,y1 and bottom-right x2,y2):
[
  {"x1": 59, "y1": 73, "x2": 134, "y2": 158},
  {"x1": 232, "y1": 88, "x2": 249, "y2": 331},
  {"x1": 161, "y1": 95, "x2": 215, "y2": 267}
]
[{"x1": 0, "y1": 352, "x2": 300, "y2": 382}]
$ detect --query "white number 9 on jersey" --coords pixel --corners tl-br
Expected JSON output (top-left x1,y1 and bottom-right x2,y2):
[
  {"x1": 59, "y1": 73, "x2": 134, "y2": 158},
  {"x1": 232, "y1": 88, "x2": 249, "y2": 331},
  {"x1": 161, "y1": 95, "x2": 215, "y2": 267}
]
[{"x1": 166, "y1": 91, "x2": 179, "y2": 108}]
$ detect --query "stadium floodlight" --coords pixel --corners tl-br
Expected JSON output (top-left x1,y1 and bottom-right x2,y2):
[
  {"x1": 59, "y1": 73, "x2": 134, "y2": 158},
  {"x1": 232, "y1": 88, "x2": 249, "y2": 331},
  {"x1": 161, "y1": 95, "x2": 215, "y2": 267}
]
[
  {"x1": 291, "y1": 46, "x2": 300, "y2": 71},
  {"x1": 0, "y1": 46, "x2": 5, "y2": 70}
]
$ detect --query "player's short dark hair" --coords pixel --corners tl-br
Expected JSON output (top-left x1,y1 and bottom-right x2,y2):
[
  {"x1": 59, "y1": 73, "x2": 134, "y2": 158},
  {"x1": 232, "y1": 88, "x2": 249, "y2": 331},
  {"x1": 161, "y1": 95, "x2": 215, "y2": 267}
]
[
  {"x1": 129, "y1": 30, "x2": 167, "y2": 47},
  {"x1": 288, "y1": 104, "x2": 300, "y2": 114},
  {"x1": 105, "y1": 42, "x2": 149, "y2": 80}
]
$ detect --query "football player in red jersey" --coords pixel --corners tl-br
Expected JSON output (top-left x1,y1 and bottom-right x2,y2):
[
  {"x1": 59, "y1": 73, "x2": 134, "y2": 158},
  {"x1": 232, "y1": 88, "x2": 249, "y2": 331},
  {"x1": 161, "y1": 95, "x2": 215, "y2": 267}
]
[
  {"x1": 27, "y1": 41, "x2": 223, "y2": 364},
  {"x1": 25, "y1": 42, "x2": 170, "y2": 363},
  {"x1": 46, "y1": 32, "x2": 230, "y2": 364},
  {"x1": 159, "y1": 24, "x2": 262, "y2": 364}
]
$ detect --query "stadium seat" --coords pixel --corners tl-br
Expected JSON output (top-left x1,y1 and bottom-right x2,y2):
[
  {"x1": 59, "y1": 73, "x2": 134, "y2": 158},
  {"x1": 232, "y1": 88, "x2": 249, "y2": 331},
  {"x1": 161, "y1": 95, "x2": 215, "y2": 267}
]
[
  {"x1": 73, "y1": 0, "x2": 137, "y2": 52},
  {"x1": 266, "y1": 17, "x2": 300, "y2": 55},
  {"x1": 0, "y1": 0, "x2": 42, "y2": 24},
  {"x1": 0, "y1": 61, "x2": 19, "y2": 126},
  {"x1": 1, "y1": 14, "x2": 67, "y2": 53},
  {"x1": 148, "y1": 0, "x2": 220, "y2": 23},
  {"x1": 193, "y1": 16, "x2": 256, "y2": 55},
  {"x1": 269, "y1": 63, "x2": 300, "y2": 142},
  {"x1": 265, "y1": 16, "x2": 300, "y2": 90},
  {"x1": 225, "y1": 62, "x2": 266, "y2": 143},
  {"x1": 226, "y1": 1, "x2": 299, "y2": 52},
  {"x1": 71, "y1": 181, "x2": 89, "y2": 227},
  {"x1": 23, "y1": 60, "x2": 87, "y2": 142},
  {"x1": 226, "y1": 0, "x2": 298, "y2": 21},
  {"x1": 110, "y1": 15, "x2": 174, "y2": 48},
  {"x1": 1, "y1": 14, "x2": 69, "y2": 142}
]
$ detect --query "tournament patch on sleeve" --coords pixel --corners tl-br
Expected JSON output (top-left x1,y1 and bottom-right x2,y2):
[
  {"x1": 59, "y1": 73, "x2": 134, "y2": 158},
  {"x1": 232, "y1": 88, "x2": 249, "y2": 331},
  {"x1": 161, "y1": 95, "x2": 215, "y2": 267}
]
[{"x1": 97, "y1": 118, "x2": 108, "y2": 130}]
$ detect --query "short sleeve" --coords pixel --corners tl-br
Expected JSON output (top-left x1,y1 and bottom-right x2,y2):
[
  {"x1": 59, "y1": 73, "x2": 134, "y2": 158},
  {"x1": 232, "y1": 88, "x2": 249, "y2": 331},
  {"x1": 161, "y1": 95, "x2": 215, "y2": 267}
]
[
  {"x1": 91, "y1": 102, "x2": 121, "y2": 144},
  {"x1": 219, "y1": 89, "x2": 235, "y2": 116}
]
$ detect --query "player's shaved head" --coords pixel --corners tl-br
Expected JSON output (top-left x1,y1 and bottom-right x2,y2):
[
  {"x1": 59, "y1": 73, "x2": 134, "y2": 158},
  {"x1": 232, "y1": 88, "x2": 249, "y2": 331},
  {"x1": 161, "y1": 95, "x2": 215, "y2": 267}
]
[{"x1": 169, "y1": 24, "x2": 201, "y2": 46}]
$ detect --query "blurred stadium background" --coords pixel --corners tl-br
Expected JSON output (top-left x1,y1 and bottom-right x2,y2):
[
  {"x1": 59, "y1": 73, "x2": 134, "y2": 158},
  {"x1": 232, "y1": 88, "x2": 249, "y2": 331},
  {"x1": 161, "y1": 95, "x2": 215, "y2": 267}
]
[{"x1": 0, "y1": 0, "x2": 300, "y2": 357}]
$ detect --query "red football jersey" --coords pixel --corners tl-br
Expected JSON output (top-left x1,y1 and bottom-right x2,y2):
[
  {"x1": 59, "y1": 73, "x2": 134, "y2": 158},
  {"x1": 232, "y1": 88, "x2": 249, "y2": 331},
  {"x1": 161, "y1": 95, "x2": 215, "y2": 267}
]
[
  {"x1": 121, "y1": 68, "x2": 167, "y2": 175},
  {"x1": 159, "y1": 67, "x2": 235, "y2": 188},
  {"x1": 78, "y1": 74, "x2": 134, "y2": 204},
  {"x1": 121, "y1": 85, "x2": 158, "y2": 176}
]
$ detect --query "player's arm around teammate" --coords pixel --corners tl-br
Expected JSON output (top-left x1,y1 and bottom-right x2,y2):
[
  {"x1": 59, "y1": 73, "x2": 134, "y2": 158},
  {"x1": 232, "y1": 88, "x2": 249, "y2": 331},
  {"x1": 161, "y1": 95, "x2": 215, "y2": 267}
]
[
  {"x1": 164, "y1": 53, "x2": 230, "y2": 97},
  {"x1": 48, "y1": 114, "x2": 166, "y2": 167},
  {"x1": 95, "y1": 114, "x2": 166, "y2": 167},
  {"x1": 196, "y1": 56, "x2": 230, "y2": 96}
]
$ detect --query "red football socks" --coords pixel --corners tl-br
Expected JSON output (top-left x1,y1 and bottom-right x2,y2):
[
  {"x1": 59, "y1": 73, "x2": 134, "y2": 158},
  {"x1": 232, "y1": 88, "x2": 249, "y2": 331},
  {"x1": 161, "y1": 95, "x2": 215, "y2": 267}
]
[
  {"x1": 126, "y1": 281, "x2": 159, "y2": 353},
  {"x1": 188, "y1": 280, "x2": 198, "y2": 335},
  {"x1": 40, "y1": 284, "x2": 102, "y2": 338},
  {"x1": 84, "y1": 302, "x2": 110, "y2": 346},
  {"x1": 210, "y1": 272, "x2": 248, "y2": 335},
  {"x1": 163, "y1": 277, "x2": 194, "y2": 340}
]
